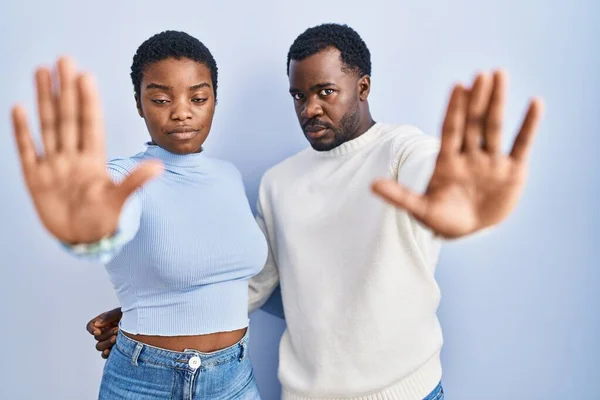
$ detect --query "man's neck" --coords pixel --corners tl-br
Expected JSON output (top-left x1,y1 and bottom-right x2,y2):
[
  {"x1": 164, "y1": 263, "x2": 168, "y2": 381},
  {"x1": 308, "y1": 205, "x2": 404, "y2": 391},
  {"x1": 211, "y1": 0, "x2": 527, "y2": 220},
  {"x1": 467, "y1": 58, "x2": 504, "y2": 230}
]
[{"x1": 351, "y1": 114, "x2": 376, "y2": 141}]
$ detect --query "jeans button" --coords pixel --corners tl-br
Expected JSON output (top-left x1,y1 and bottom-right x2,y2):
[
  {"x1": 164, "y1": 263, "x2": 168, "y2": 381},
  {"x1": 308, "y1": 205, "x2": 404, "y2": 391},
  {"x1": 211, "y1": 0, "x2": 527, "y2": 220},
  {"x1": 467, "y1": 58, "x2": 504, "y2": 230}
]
[{"x1": 188, "y1": 356, "x2": 201, "y2": 369}]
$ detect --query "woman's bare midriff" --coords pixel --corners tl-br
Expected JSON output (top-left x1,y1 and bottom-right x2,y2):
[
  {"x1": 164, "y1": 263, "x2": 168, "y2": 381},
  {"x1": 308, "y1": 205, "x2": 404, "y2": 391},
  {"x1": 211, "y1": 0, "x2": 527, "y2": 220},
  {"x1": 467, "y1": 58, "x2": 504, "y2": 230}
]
[{"x1": 122, "y1": 327, "x2": 247, "y2": 352}]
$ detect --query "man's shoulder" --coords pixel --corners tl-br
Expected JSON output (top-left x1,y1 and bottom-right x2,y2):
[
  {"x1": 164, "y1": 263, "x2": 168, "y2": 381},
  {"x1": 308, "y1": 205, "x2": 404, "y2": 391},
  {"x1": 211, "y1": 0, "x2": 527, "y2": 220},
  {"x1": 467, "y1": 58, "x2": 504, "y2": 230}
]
[
  {"x1": 378, "y1": 123, "x2": 438, "y2": 146},
  {"x1": 260, "y1": 147, "x2": 313, "y2": 188},
  {"x1": 380, "y1": 123, "x2": 440, "y2": 159}
]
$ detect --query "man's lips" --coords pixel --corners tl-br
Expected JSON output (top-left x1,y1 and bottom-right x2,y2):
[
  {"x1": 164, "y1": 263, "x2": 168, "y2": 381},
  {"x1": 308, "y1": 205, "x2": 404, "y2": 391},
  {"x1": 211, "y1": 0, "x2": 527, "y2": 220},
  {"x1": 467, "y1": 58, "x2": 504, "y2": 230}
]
[{"x1": 305, "y1": 127, "x2": 329, "y2": 139}]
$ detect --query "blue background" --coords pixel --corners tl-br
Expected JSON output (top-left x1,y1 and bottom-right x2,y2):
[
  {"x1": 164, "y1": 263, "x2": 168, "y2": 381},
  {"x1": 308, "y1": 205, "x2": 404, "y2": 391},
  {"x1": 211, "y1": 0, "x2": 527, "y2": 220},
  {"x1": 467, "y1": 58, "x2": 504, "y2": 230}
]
[{"x1": 0, "y1": 1, "x2": 598, "y2": 399}]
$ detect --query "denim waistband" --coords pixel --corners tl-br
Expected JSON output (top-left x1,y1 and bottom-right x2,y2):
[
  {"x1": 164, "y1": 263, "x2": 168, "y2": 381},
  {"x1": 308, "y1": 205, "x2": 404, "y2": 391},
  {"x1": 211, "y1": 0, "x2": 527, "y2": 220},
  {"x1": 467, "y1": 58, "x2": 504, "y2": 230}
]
[{"x1": 115, "y1": 328, "x2": 249, "y2": 371}]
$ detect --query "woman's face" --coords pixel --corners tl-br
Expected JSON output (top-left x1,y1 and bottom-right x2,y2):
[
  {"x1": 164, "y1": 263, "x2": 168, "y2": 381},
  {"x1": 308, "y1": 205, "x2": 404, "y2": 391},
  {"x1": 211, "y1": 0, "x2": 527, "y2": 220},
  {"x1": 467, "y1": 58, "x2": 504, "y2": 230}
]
[{"x1": 137, "y1": 57, "x2": 216, "y2": 154}]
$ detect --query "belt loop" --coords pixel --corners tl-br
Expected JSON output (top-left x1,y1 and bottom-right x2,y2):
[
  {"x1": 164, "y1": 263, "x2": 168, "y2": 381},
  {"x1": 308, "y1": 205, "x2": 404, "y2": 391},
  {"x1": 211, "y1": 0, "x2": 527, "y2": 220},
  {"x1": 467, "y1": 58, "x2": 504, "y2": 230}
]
[
  {"x1": 131, "y1": 342, "x2": 143, "y2": 366},
  {"x1": 239, "y1": 340, "x2": 247, "y2": 361}
]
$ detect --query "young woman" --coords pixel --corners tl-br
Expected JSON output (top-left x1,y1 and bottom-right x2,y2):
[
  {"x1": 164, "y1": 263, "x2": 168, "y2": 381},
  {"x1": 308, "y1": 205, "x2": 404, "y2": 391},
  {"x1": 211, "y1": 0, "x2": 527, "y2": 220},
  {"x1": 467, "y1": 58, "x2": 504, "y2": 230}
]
[{"x1": 11, "y1": 31, "x2": 266, "y2": 399}]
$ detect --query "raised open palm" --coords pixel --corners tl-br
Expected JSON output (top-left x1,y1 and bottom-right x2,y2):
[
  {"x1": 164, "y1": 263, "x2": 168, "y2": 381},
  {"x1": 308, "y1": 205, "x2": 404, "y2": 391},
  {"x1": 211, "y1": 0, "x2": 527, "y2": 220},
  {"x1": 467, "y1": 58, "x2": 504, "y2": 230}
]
[
  {"x1": 372, "y1": 71, "x2": 544, "y2": 238},
  {"x1": 11, "y1": 57, "x2": 163, "y2": 244}
]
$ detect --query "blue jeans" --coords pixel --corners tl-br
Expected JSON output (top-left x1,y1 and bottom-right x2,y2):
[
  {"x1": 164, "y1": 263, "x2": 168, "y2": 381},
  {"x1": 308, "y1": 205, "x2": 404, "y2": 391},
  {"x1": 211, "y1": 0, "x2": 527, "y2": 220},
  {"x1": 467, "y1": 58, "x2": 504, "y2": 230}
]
[
  {"x1": 99, "y1": 329, "x2": 260, "y2": 399},
  {"x1": 423, "y1": 382, "x2": 444, "y2": 400}
]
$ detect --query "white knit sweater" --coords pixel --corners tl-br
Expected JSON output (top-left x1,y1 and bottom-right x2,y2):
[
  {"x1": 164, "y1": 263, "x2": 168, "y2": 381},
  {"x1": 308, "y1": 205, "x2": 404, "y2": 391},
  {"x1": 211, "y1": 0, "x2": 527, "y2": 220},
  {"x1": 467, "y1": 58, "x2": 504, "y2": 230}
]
[{"x1": 250, "y1": 123, "x2": 444, "y2": 400}]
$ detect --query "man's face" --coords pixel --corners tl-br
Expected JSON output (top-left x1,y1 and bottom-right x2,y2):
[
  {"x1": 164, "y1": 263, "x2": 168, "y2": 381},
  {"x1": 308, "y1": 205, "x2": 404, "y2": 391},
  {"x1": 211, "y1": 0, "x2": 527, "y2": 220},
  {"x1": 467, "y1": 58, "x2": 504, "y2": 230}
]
[{"x1": 288, "y1": 48, "x2": 365, "y2": 151}]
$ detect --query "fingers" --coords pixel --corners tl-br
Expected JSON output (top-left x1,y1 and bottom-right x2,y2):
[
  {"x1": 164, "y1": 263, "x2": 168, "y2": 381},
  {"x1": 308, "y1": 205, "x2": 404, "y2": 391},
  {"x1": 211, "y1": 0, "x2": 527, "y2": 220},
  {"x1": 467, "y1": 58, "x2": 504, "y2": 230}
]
[
  {"x1": 56, "y1": 57, "x2": 79, "y2": 153},
  {"x1": 95, "y1": 335, "x2": 117, "y2": 352},
  {"x1": 440, "y1": 84, "x2": 468, "y2": 156},
  {"x1": 86, "y1": 320, "x2": 97, "y2": 336},
  {"x1": 92, "y1": 307, "x2": 122, "y2": 332},
  {"x1": 11, "y1": 106, "x2": 39, "y2": 180},
  {"x1": 114, "y1": 160, "x2": 163, "y2": 204},
  {"x1": 95, "y1": 326, "x2": 119, "y2": 342},
  {"x1": 35, "y1": 68, "x2": 57, "y2": 156},
  {"x1": 78, "y1": 73, "x2": 106, "y2": 155},
  {"x1": 33, "y1": 56, "x2": 97, "y2": 157},
  {"x1": 86, "y1": 313, "x2": 106, "y2": 336},
  {"x1": 88, "y1": 313, "x2": 118, "y2": 358},
  {"x1": 510, "y1": 97, "x2": 544, "y2": 162},
  {"x1": 464, "y1": 73, "x2": 492, "y2": 152},
  {"x1": 371, "y1": 179, "x2": 430, "y2": 221},
  {"x1": 86, "y1": 308, "x2": 121, "y2": 335},
  {"x1": 444, "y1": 69, "x2": 535, "y2": 160},
  {"x1": 484, "y1": 70, "x2": 507, "y2": 154}
]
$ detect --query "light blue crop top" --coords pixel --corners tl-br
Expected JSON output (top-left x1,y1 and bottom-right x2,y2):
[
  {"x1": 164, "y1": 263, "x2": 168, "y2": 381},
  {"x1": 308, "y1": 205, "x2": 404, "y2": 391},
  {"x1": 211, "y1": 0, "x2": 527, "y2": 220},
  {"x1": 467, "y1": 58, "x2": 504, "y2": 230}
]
[{"x1": 68, "y1": 144, "x2": 268, "y2": 336}]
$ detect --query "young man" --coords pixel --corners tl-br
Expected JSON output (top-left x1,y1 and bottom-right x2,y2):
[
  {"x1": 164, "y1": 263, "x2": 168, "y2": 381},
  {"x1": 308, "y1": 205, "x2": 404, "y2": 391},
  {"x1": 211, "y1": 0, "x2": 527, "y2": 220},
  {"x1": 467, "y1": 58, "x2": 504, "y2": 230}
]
[{"x1": 88, "y1": 24, "x2": 543, "y2": 400}]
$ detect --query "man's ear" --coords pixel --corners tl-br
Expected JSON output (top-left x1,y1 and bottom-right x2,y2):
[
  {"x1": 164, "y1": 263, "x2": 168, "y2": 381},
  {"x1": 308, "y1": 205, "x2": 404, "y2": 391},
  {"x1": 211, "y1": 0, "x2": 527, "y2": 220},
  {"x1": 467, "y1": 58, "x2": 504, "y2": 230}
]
[{"x1": 358, "y1": 75, "x2": 371, "y2": 101}]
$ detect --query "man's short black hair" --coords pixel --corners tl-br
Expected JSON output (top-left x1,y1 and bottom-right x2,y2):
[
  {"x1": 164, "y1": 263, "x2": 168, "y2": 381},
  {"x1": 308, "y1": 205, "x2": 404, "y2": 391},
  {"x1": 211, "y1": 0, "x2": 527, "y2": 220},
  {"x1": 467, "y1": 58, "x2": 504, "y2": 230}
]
[
  {"x1": 287, "y1": 23, "x2": 371, "y2": 77},
  {"x1": 131, "y1": 30, "x2": 218, "y2": 100}
]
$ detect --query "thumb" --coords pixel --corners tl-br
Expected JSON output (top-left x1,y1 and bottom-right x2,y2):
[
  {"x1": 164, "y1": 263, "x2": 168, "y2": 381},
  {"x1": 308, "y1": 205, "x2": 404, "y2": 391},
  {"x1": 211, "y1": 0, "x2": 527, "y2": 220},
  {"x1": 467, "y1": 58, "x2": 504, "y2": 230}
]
[
  {"x1": 114, "y1": 160, "x2": 163, "y2": 204},
  {"x1": 371, "y1": 179, "x2": 429, "y2": 221}
]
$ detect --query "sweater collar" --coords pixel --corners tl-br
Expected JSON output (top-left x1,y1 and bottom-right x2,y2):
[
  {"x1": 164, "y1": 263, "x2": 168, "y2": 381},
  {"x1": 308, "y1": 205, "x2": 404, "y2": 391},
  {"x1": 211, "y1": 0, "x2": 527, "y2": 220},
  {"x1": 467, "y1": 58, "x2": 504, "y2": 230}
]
[
  {"x1": 144, "y1": 144, "x2": 207, "y2": 167},
  {"x1": 310, "y1": 122, "x2": 383, "y2": 157}
]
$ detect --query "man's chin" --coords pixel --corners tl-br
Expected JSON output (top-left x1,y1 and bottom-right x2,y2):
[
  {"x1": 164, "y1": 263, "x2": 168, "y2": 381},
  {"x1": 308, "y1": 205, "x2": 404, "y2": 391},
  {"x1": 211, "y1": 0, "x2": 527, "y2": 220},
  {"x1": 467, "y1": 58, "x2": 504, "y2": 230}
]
[
  {"x1": 310, "y1": 141, "x2": 337, "y2": 152},
  {"x1": 307, "y1": 136, "x2": 342, "y2": 152}
]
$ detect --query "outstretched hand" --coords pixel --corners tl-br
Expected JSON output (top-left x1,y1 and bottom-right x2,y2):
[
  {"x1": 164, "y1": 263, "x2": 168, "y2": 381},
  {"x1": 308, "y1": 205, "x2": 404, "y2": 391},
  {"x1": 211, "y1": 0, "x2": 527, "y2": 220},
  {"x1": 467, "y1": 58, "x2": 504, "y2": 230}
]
[
  {"x1": 372, "y1": 70, "x2": 543, "y2": 238},
  {"x1": 11, "y1": 57, "x2": 162, "y2": 244}
]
